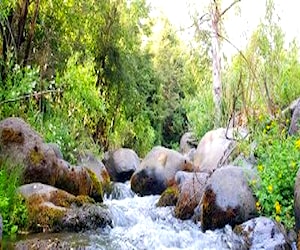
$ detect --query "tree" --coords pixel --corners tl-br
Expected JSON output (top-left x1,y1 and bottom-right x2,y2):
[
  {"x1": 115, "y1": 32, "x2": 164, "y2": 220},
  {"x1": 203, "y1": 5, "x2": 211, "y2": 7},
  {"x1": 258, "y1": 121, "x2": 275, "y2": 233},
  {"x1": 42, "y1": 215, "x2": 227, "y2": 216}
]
[{"x1": 191, "y1": 0, "x2": 241, "y2": 127}]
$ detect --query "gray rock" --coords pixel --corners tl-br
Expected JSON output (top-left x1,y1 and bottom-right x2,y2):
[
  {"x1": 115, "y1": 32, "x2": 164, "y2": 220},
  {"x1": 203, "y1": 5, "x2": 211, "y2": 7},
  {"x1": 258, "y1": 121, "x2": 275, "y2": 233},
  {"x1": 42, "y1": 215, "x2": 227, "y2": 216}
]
[
  {"x1": 60, "y1": 203, "x2": 112, "y2": 232},
  {"x1": 234, "y1": 217, "x2": 292, "y2": 249},
  {"x1": 130, "y1": 146, "x2": 193, "y2": 196},
  {"x1": 194, "y1": 127, "x2": 248, "y2": 173},
  {"x1": 193, "y1": 128, "x2": 235, "y2": 173},
  {"x1": 174, "y1": 171, "x2": 209, "y2": 220},
  {"x1": 289, "y1": 98, "x2": 300, "y2": 135},
  {"x1": 200, "y1": 165, "x2": 258, "y2": 231},
  {"x1": 103, "y1": 148, "x2": 140, "y2": 182},
  {"x1": 47, "y1": 142, "x2": 63, "y2": 159},
  {"x1": 179, "y1": 132, "x2": 198, "y2": 155}
]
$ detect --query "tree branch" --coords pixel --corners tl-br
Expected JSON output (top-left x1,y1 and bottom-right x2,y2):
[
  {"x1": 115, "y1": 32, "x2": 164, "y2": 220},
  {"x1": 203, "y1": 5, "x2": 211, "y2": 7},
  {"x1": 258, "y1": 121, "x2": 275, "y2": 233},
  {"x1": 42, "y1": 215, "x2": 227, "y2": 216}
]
[
  {"x1": 220, "y1": 0, "x2": 241, "y2": 17},
  {"x1": 0, "y1": 89, "x2": 63, "y2": 104}
]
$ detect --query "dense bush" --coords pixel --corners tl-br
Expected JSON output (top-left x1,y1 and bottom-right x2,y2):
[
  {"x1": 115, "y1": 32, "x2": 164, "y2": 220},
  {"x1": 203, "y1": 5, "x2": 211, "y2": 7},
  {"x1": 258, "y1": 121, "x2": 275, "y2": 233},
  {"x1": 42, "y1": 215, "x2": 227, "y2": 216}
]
[
  {"x1": 253, "y1": 117, "x2": 299, "y2": 229},
  {"x1": 0, "y1": 161, "x2": 28, "y2": 236}
]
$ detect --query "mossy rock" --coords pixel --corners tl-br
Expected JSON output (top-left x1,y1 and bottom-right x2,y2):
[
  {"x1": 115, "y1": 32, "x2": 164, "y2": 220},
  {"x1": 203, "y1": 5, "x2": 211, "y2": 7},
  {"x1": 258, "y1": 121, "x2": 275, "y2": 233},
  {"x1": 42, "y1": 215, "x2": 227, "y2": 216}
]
[
  {"x1": 18, "y1": 183, "x2": 111, "y2": 233},
  {"x1": 28, "y1": 146, "x2": 45, "y2": 166},
  {"x1": 85, "y1": 167, "x2": 103, "y2": 202},
  {"x1": 27, "y1": 198, "x2": 66, "y2": 232},
  {"x1": 157, "y1": 185, "x2": 179, "y2": 207}
]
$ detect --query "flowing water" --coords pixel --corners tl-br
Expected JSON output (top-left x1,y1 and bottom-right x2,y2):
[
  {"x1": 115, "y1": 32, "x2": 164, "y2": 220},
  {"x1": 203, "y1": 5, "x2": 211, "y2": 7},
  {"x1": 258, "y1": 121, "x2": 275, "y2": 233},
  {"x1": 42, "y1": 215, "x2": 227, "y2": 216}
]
[
  {"x1": 4, "y1": 182, "x2": 248, "y2": 249},
  {"x1": 97, "y1": 183, "x2": 244, "y2": 250}
]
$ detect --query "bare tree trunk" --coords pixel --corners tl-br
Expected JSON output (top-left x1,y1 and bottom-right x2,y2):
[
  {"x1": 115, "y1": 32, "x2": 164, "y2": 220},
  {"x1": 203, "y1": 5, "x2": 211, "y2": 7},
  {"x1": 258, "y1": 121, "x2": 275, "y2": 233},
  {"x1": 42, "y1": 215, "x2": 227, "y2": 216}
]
[{"x1": 211, "y1": 1, "x2": 222, "y2": 127}]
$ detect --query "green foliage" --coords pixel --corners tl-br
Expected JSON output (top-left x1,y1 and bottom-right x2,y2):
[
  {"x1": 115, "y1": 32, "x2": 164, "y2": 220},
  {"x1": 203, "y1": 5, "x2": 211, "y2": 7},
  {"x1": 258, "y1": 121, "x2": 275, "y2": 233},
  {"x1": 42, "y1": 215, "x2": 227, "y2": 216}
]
[
  {"x1": 35, "y1": 55, "x2": 104, "y2": 163},
  {"x1": 252, "y1": 118, "x2": 299, "y2": 229},
  {"x1": 0, "y1": 160, "x2": 28, "y2": 236},
  {"x1": 181, "y1": 44, "x2": 213, "y2": 138},
  {"x1": 0, "y1": 60, "x2": 40, "y2": 120},
  {"x1": 148, "y1": 19, "x2": 191, "y2": 146}
]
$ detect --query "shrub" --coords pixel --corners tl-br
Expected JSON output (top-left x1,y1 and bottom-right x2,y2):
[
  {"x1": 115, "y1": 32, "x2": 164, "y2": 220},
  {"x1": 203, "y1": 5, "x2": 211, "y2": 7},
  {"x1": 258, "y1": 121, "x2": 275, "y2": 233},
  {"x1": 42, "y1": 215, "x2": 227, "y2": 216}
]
[
  {"x1": 0, "y1": 160, "x2": 28, "y2": 235},
  {"x1": 253, "y1": 117, "x2": 299, "y2": 229}
]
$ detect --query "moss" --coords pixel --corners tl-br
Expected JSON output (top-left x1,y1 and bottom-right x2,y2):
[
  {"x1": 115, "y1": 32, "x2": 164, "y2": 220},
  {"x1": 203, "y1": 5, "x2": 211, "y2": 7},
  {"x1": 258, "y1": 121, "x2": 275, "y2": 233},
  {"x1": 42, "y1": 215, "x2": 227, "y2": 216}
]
[
  {"x1": 55, "y1": 166, "x2": 93, "y2": 197},
  {"x1": 85, "y1": 168, "x2": 103, "y2": 202},
  {"x1": 1, "y1": 127, "x2": 24, "y2": 144},
  {"x1": 26, "y1": 194, "x2": 66, "y2": 233},
  {"x1": 49, "y1": 190, "x2": 75, "y2": 208},
  {"x1": 157, "y1": 185, "x2": 179, "y2": 207},
  {"x1": 28, "y1": 146, "x2": 44, "y2": 165},
  {"x1": 73, "y1": 195, "x2": 95, "y2": 206},
  {"x1": 100, "y1": 169, "x2": 112, "y2": 194}
]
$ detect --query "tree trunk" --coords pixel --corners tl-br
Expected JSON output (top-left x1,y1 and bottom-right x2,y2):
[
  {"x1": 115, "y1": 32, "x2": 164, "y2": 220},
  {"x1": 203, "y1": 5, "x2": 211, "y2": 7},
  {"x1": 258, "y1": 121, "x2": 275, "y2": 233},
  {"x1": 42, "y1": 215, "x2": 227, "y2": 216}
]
[
  {"x1": 24, "y1": 0, "x2": 40, "y2": 66},
  {"x1": 211, "y1": 2, "x2": 222, "y2": 127}
]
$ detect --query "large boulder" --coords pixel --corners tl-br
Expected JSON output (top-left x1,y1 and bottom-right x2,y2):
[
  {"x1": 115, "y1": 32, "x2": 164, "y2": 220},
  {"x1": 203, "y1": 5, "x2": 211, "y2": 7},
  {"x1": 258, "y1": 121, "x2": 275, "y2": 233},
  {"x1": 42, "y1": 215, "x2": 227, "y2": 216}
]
[
  {"x1": 0, "y1": 117, "x2": 102, "y2": 201},
  {"x1": 193, "y1": 128, "x2": 247, "y2": 173},
  {"x1": 289, "y1": 98, "x2": 300, "y2": 135},
  {"x1": 130, "y1": 146, "x2": 193, "y2": 196},
  {"x1": 234, "y1": 217, "x2": 292, "y2": 249},
  {"x1": 103, "y1": 148, "x2": 140, "y2": 182},
  {"x1": 174, "y1": 171, "x2": 209, "y2": 220},
  {"x1": 200, "y1": 165, "x2": 258, "y2": 231},
  {"x1": 18, "y1": 183, "x2": 112, "y2": 233}
]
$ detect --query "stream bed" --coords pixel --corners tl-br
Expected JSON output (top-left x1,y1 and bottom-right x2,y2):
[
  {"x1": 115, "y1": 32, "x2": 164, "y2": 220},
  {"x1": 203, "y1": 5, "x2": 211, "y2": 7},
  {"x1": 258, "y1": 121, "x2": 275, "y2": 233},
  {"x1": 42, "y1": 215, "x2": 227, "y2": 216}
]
[{"x1": 3, "y1": 182, "x2": 291, "y2": 249}]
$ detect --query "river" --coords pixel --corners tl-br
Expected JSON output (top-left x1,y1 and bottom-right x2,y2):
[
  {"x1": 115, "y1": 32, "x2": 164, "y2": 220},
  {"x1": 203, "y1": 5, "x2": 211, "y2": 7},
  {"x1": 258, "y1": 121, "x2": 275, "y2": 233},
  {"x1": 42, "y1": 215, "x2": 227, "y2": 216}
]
[{"x1": 4, "y1": 182, "x2": 291, "y2": 249}]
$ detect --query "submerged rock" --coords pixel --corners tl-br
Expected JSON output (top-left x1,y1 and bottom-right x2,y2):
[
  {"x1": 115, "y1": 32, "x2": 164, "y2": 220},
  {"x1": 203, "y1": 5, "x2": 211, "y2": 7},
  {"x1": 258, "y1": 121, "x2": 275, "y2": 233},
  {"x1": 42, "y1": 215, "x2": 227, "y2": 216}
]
[
  {"x1": 10, "y1": 237, "x2": 75, "y2": 250},
  {"x1": 5, "y1": 232, "x2": 91, "y2": 250},
  {"x1": 108, "y1": 182, "x2": 135, "y2": 200},
  {"x1": 200, "y1": 165, "x2": 258, "y2": 231}
]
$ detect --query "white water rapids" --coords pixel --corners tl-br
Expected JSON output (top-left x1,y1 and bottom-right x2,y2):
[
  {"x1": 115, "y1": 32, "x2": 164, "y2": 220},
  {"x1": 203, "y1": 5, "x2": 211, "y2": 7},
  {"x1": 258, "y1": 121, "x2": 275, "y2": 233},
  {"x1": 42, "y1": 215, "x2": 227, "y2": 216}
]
[
  {"x1": 6, "y1": 182, "x2": 296, "y2": 249},
  {"x1": 83, "y1": 182, "x2": 244, "y2": 250}
]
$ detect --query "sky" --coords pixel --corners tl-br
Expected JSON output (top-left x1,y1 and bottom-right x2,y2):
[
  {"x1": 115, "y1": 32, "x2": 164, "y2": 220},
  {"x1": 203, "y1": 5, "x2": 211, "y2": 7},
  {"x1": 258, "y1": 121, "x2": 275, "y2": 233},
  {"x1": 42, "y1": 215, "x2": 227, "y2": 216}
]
[{"x1": 148, "y1": 0, "x2": 300, "y2": 59}]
